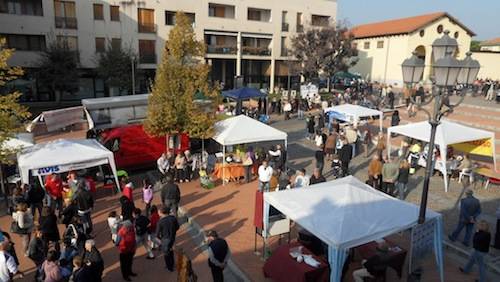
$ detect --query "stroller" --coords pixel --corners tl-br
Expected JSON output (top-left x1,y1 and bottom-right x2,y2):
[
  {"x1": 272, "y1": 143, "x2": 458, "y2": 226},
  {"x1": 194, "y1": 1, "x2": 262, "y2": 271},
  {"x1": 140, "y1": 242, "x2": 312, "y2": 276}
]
[{"x1": 330, "y1": 158, "x2": 343, "y2": 179}]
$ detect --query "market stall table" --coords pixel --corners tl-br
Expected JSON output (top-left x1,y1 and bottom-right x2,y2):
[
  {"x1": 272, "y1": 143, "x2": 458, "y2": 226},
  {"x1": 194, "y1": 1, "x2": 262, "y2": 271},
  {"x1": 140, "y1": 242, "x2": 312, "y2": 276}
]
[
  {"x1": 355, "y1": 240, "x2": 407, "y2": 278},
  {"x1": 213, "y1": 163, "x2": 245, "y2": 182},
  {"x1": 474, "y1": 167, "x2": 500, "y2": 189},
  {"x1": 263, "y1": 242, "x2": 329, "y2": 282}
]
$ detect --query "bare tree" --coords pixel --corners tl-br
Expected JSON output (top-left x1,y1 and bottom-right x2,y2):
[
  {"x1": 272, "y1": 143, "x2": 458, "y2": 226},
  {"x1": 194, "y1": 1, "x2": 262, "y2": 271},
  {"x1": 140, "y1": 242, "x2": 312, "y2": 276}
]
[{"x1": 291, "y1": 23, "x2": 358, "y2": 84}]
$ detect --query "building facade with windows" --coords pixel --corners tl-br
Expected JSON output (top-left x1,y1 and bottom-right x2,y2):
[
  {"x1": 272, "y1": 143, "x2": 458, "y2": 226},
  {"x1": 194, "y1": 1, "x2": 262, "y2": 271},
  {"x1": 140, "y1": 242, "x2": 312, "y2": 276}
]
[
  {"x1": 349, "y1": 12, "x2": 475, "y2": 85},
  {"x1": 0, "y1": 0, "x2": 337, "y2": 103}
]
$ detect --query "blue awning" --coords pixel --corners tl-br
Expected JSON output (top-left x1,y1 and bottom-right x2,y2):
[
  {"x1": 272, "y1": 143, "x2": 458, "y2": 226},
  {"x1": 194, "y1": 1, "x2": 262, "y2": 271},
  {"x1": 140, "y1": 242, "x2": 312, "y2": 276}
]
[{"x1": 221, "y1": 87, "x2": 267, "y2": 100}]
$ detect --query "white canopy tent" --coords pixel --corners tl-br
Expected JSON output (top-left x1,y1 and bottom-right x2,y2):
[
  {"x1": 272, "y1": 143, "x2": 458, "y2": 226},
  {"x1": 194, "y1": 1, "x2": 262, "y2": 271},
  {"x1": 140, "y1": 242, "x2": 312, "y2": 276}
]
[
  {"x1": 212, "y1": 115, "x2": 287, "y2": 184},
  {"x1": 213, "y1": 114, "x2": 287, "y2": 146},
  {"x1": 263, "y1": 176, "x2": 444, "y2": 282},
  {"x1": 387, "y1": 119, "x2": 497, "y2": 192},
  {"x1": 17, "y1": 139, "x2": 120, "y2": 189},
  {"x1": 324, "y1": 104, "x2": 383, "y2": 131}
]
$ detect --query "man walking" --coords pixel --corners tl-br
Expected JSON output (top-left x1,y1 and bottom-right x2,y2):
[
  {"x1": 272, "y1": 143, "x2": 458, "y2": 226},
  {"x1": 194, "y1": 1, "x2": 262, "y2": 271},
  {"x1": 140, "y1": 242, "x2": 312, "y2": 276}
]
[
  {"x1": 133, "y1": 208, "x2": 154, "y2": 259},
  {"x1": 449, "y1": 189, "x2": 482, "y2": 246},
  {"x1": 156, "y1": 206, "x2": 179, "y2": 272},
  {"x1": 381, "y1": 157, "x2": 399, "y2": 195},
  {"x1": 73, "y1": 180, "x2": 94, "y2": 235},
  {"x1": 160, "y1": 175, "x2": 181, "y2": 216},
  {"x1": 206, "y1": 230, "x2": 230, "y2": 282}
]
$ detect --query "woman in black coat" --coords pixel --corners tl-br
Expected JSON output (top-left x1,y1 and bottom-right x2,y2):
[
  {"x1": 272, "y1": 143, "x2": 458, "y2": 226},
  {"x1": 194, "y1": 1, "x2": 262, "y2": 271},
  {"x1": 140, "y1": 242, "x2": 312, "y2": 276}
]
[
  {"x1": 39, "y1": 206, "x2": 60, "y2": 248},
  {"x1": 120, "y1": 195, "x2": 135, "y2": 221}
]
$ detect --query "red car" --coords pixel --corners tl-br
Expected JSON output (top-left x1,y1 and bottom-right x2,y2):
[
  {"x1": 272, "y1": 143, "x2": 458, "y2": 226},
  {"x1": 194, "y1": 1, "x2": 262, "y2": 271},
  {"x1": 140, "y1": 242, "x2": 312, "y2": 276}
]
[{"x1": 83, "y1": 95, "x2": 190, "y2": 169}]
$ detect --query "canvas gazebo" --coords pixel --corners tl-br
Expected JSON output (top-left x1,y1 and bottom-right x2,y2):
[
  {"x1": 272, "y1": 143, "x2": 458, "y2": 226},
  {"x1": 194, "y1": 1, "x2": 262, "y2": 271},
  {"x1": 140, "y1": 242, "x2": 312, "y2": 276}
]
[
  {"x1": 263, "y1": 176, "x2": 444, "y2": 282},
  {"x1": 387, "y1": 119, "x2": 497, "y2": 192},
  {"x1": 324, "y1": 104, "x2": 384, "y2": 131},
  {"x1": 17, "y1": 139, "x2": 120, "y2": 190}
]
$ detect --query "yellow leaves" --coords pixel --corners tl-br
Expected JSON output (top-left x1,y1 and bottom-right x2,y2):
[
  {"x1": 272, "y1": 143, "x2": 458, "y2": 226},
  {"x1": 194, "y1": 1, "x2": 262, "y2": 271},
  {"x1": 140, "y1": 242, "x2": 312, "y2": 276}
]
[
  {"x1": 0, "y1": 39, "x2": 31, "y2": 164},
  {"x1": 144, "y1": 11, "x2": 217, "y2": 140}
]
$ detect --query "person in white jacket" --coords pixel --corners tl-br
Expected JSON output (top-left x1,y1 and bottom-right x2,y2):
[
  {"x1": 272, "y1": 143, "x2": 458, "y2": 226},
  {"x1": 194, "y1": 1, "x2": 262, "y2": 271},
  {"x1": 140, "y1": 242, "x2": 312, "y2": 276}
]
[{"x1": 11, "y1": 203, "x2": 33, "y2": 256}]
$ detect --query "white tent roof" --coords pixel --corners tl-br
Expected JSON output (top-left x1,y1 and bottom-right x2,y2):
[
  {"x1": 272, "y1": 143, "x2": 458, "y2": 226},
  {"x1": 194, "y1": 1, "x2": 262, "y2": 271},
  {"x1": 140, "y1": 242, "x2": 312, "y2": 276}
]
[
  {"x1": 17, "y1": 139, "x2": 119, "y2": 186},
  {"x1": 324, "y1": 104, "x2": 383, "y2": 130},
  {"x1": 324, "y1": 104, "x2": 383, "y2": 119},
  {"x1": 2, "y1": 133, "x2": 34, "y2": 151},
  {"x1": 388, "y1": 119, "x2": 494, "y2": 147},
  {"x1": 212, "y1": 115, "x2": 287, "y2": 146},
  {"x1": 264, "y1": 176, "x2": 440, "y2": 249}
]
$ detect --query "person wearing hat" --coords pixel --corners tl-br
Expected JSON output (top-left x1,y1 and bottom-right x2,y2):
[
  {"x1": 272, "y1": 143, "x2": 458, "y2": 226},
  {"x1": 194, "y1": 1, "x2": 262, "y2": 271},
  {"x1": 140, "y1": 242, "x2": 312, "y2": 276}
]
[
  {"x1": 449, "y1": 189, "x2": 482, "y2": 246},
  {"x1": 352, "y1": 242, "x2": 390, "y2": 282},
  {"x1": 206, "y1": 230, "x2": 230, "y2": 282}
]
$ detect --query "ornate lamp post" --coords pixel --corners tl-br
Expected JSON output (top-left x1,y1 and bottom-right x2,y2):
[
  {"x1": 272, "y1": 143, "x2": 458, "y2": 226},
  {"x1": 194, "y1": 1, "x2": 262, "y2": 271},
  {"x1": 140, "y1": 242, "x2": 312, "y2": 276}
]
[{"x1": 401, "y1": 31, "x2": 480, "y2": 224}]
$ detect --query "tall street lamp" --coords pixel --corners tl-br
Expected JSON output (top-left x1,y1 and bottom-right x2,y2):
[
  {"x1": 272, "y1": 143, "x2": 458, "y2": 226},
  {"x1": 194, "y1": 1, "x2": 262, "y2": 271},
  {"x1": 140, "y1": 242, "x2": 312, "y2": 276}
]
[{"x1": 401, "y1": 30, "x2": 480, "y2": 224}]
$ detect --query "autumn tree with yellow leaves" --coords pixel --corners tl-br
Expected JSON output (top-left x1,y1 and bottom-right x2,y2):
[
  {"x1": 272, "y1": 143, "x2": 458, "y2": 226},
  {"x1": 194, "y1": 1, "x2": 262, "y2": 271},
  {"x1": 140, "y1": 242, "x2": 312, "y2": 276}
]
[
  {"x1": 0, "y1": 38, "x2": 31, "y2": 164},
  {"x1": 144, "y1": 12, "x2": 218, "y2": 150}
]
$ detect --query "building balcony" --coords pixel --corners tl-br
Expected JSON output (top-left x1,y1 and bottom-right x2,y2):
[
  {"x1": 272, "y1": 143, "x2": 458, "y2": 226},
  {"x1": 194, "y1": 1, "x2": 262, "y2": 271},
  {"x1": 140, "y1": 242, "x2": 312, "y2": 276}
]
[
  {"x1": 207, "y1": 45, "x2": 237, "y2": 55},
  {"x1": 55, "y1": 16, "x2": 78, "y2": 29},
  {"x1": 138, "y1": 23, "x2": 156, "y2": 33},
  {"x1": 296, "y1": 25, "x2": 304, "y2": 33},
  {"x1": 139, "y1": 53, "x2": 156, "y2": 64},
  {"x1": 242, "y1": 46, "x2": 271, "y2": 56},
  {"x1": 282, "y1": 23, "x2": 289, "y2": 32}
]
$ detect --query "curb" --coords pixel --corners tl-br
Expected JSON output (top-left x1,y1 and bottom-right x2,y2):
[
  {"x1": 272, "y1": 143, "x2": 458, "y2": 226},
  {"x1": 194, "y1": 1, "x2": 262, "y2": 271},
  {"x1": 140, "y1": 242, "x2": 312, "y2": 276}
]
[
  {"x1": 443, "y1": 240, "x2": 500, "y2": 276},
  {"x1": 178, "y1": 206, "x2": 251, "y2": 282}
]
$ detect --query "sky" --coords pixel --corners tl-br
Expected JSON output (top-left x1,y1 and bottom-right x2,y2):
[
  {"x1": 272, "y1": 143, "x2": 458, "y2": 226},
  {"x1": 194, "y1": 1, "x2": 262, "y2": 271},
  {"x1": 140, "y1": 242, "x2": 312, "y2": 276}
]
[{"x1": 337, "y1": 0, "x2": 500, "y2": 40}]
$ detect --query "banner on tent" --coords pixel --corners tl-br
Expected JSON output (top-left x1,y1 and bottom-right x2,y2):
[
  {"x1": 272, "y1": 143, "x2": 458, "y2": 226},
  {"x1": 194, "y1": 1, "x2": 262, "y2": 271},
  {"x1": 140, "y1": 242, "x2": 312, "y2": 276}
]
[
  {"x1": 409, "y1": 219, "x2": 436, "y2": 273},
  {"x1": 32, "y1": 159, "x2": 109, "y2": 177},
  {"x1": 451, "y1": 138, "x2": 493, "y2": 157}
]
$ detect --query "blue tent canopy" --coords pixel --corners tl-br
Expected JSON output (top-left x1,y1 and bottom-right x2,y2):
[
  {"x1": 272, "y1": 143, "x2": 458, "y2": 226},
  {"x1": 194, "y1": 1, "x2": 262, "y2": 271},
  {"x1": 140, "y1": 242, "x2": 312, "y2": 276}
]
[{"x1": 221, "y1": 87, "x2": 267, "y2": 100}]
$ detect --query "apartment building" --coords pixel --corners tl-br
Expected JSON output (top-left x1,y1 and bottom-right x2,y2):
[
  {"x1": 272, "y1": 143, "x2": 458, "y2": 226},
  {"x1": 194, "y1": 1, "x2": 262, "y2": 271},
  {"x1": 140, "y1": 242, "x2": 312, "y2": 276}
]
[{"x1": 0, "y1": 0, "x2": 337, "y2": 103}]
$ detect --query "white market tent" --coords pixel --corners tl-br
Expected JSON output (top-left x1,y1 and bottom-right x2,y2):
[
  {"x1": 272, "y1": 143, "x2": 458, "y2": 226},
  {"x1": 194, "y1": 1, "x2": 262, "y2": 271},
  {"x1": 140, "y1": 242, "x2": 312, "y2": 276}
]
[
  {"x1": 387, "y1": 119, "x2": 497, "y2": 192},
  {"x1": 213, "y1": 114, "x2": 287, "y2": 146},
  {"x1": 263, "y1": 176, "x2": 444, "y2": 282},
  {"x1": 324, "y1": 104, "x2": 383, "y2": 131},
  {"x1": 212, "y1": 115, "x2": 287, "y2": 184},
  {"x1": 17, "y1": 139, "x2": 120, "y2": 189}
]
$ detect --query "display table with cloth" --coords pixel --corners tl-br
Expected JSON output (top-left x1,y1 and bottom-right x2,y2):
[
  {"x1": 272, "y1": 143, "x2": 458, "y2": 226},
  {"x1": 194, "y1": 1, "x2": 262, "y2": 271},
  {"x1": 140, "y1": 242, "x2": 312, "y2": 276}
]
[
  {"x1": 474, "y1": 167, "x2": 500, "y2": 189},
  {"x1": 263, "y1": 242, "x2": 329, "y2": 282},
  {"x1": 212, "y1": 163, "x2": 245, "y2": 182},
  {"x1": 355, "y1": 240, "x2": 407, "y2": 278}
]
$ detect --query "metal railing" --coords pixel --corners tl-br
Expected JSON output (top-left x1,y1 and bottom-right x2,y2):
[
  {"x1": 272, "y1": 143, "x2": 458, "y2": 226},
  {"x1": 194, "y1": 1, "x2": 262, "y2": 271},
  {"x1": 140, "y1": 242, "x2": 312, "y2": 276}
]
[
  {"x1": 138, "y1": 23, "x2": 156, "y2": 33},
  {"x1": 55, "y1": 16, "x2": 78, "y2": 29},
  {"x1": 206, "y1": 45, "x2": 237, "y2": 55},
  {"x1": 282, "y1": 22, "x2": 289, "y2": 32},
  {"x1": 242, "y1": 46, "x2": 271, "y2": 56},
  {"x1": 139, "y1": 53, "x2": 156, "y2": 64}
]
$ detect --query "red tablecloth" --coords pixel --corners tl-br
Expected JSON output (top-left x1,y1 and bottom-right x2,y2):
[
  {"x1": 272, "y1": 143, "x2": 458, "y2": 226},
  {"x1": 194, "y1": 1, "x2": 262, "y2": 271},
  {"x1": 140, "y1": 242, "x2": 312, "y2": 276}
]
[
  {"x1": 263, "y1": 242, "x2": 330, "y2": 282},
  {"x1": 356, "y1": 240, "x2": 407, "y2": 278}
]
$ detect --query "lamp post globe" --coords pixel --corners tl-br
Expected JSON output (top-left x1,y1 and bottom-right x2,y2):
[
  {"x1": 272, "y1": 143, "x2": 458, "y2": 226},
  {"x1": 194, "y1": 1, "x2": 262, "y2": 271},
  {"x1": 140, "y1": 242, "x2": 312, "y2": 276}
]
[
  {"x1": 457, "y1": 52, "x2": 481, "y2": 85},
  {"x1": 431, "y1": 30, "x2": 459, "y2": 61},
  {"x1": 402, "y1": 52, "x2": 425, "y2": 85},
  {"x1": 432, "y1": 51, "x2": 463, "y2": 87}
]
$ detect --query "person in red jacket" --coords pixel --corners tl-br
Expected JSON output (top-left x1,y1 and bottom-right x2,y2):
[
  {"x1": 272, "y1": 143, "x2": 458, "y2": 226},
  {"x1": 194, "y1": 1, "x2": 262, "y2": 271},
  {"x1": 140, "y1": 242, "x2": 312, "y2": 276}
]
[
  {"x1": 44, "y1": 173, "x2": 63, "y2": 217},
  {"x1": 116, "y1": 220, "x2": 137, "y2": 281},
  {"x1": 121, "y1": 176, "x2": 134, "y2": 203},
  {"x1": 149, "y1": 205, "x2": 160, "y2": 249}
]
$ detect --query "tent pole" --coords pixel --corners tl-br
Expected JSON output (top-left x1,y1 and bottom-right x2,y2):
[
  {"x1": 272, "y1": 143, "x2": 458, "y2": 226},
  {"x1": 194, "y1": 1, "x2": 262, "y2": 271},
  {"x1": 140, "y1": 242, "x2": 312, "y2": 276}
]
[
  {"x1": 386, "y1": 129, "x2": 392, "y2": 159},
  {"x1": 492, "y1": 135, "x2": 497, "y2": 171},
  {"x1": 222, "y1": 146, "x2": 225, "y2": 185},
  {"x1": 379, "y1": 114, "x2": 383, "y2": 133}
]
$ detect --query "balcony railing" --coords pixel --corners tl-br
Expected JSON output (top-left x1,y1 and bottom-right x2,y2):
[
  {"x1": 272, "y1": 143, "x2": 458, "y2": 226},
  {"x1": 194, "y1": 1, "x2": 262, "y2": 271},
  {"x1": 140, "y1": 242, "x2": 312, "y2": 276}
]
[
  {"x1": 242, "y1": 46, "x2": 271, "y2": 56},
  {"x1": 138, "y1": 23, "x2": 156, "y2": 33},
  {"x1": 55, "y1": 16, "x2": 78, "y2": 29},
  {"x1": 206, "y1": 45, "x2": 237, "y2": 55},
  {"x1": 282, "y1": 22, "x2": 289, "y2": 32},
  {"x1": 139, "y1": 53, "x2": 157, "y2": 64},
  {"x1": 296, "y1": 24, "x2": 304, "y2": 32}
]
